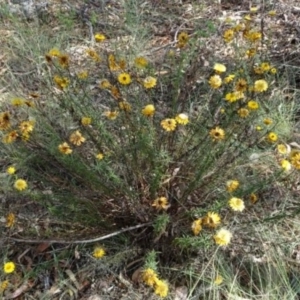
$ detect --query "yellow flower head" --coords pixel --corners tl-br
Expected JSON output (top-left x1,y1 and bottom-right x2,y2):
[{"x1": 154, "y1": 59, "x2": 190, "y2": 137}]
[
  {"x1": 6, "y1": 166, "x2": 16, "y2": 175},
  {"x1": 269, "y1": 10, "x2": 276, "y2": 16},
  {"x1": 14, "y1": 179, "x2": 27, "y2": 191},
  {"x1": 202, "y1": 212, "x2": 221, "y2": 228},
  {"x1": 261, "y1": 62, "x2": 271, "y2": 72},
  {"x1": 280, "y1": 159, "x2": 292, "y2": 172},
  {"x1": 214, "y1": 274, "x2": 224, "y2": 285},
  {"x1": 224, "y1": 74, "x2": 235, "y2": 84},
  {"x1": 235, "y1": 78, "x2": 248, "y2": 92},
  {"x1": 118, "y1": 73, "x2": 131, "y2": 85},
  {"x1": 161, "y1": 118, "x2": 176, "y2": 132},
  {"x1": 93, "y1": 246, "x2": 106, "y2": 259},
  {"x1": 119, "y1": 101, "x2": 132, "y2": 112},
  {"x1": 247, "y1": 100, "x2": 259, "y2": 110},
  {"x1": 267, "y1": 132, "x2": 278, "y2": 143},
  {"x1": 143, "y1": 76, "x2": 157, "y2": 89},
  {"x1": 58, "y1": 142, "x2": 72, "y2": 155},
  {"x1": 142, "y1": 268, "x2": 158, "y2": 287},
  {"x1": 209, "y1": 75, "x2": 222, "y2": 89},
  {"x1": 6, "y1": 213, "x2": 15, "y2": 227},
  {"x1": 142, "y1": 104, "x2": 155, "y2": 117},
  {"x1": 250, "y1": 193, "x2": 258, "y2": 204},
  {"x1": 69, "y1": 130, "x2": 86, "y2": 146},
  {"x1": 214, "y1": 63, "x2": 226, "y2": 73},
  {"x1": 177, "y1": 32, "x2": 189, "y2": 48},
  {"x1": 154, "y1": 279, "x2": 169, "y2": 298},
  {"x1": 96, "y1": 153, "x2": 104, "y2": 160},
  {"x1": 19, "y1": 120, "x2": 34, "y2": 134},
  {"x1": 291, "y1": 154, "x2": 300, "y2": 169},
  {"x1": 254, "y1": 79, "x2": 268, "y2": 92},
  {"x1": 3, "y1": 262, "x2": 15, "y2": 274},
  {"x1": 0, "y1": 280, "x2": 9, "y2": 292},
  {"x1": 223, "y1": 29, "x2": 235, "y2": 43},
  {"x1": 270, "y1": 67, "x2": 277, "y2": 74},
  {"x1": 226, "y1": 180, "x2": 239, "y2": 193},
  {"x1": 77, "y1": 71, "x2": 88, "y2": 79},
  {"x1": 229, "y1": 197, "x2": 245, "y2": 212},
  {"x1": 53, "y1": 75, "x2": 70, "y2": 89},
  {"x1": 58, "y1": 54, "x2": 69, "y2": 68},
  {"x1": 191, "y1": 219, "x2": 202, "y2": 235},
  {"x1": 246, "y1": 48, "x2": 256, "y2": 58},
  {"x1": 152, "y1": 197, "x2": 169, "y2": 210},
  {"x1": 104, "y1": 110, "x2": 119, "y2": 120},
  {"x1": 277, "y1": 144, "x2": 288, "y2": 155},
  {"x1": 0, "y1": 112, "x2": 11, "y2": 130},
  {"x1": 11, "y1": 98, "x2": 24, "y2": 106},
  {"x1": 81, "y1": 117, "x2": 92, "y2": 126},
  {"x1": 48, "y1": 48, "x2": 60, "y2": 57},
  {"x1": 94, "y1": 33, "x2": 106, "y2": 42},
  {"x1": 238, "y1": 108, "x2": 249, "y2": 118},
  {"x1": 263, "y1": 118, "x2": 273, "y2": 125},
  {"x1": 86, "y1": 48, "x2": 101, "y2": 62},
  {"x1": 3, "y1": 131, "x2": 18, "y2": 144},
  {"x1": 210, "y1": 127, "x2": 225, "y2": 141},
  {"x1": 99, "y1": 79, "x2": 112, "y2": 89},
  {"x1": 213, "y1": 228, "x2": 232, "y2": 246},
  {"x1": 175, "y1": 113, "x2": 189, "y2": 125},
  {"x1": 134, "y1": 56, "x2": 148, "y2": 68}
]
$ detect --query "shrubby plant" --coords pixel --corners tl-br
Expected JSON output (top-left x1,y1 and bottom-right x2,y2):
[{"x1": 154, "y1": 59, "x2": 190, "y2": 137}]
[{"x1": 1, "y1": 7, "x2": 299, "y2": 298}]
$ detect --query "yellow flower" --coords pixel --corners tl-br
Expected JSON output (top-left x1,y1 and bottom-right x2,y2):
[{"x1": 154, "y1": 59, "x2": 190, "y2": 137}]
[
  {"x1": 244, "y1": 14, "x2": 252, "y2": 21},
  {"x1": 256, "y1": 126, "x2": 262, "y2": 131},
  {"x1": 263, "y1": 118, "x2": 272, "y2": 125},
  {"x1": 6, "y1": 213, "x2": 15, "y2": 227},
  {"x1": 77, "y1": 71, "x2": 88, "y2": 79},
  {"x1": 154, "y1": 279, "x2": 169, "y2": 298},
  {"x1": 142, "y1": 268, "x2": 158, "y2": 287},
  {"x1": 291, "y1": 154, "x2": 300, "y2": 169},
  {"x1": 246, "y1": 48, "x2": 256, "y2": 58},
  {"x1": 213, "y1": 228, "x2": 232, "y2": 246},
  {"x1": 58, "y1": 54, "x2": 69, "y2": 68},
  {"x1": 209, "y1": 75, "x2": 222, "y2": 89},
  {"x1": 2, "y1": 131, "x2": 18, "y2": 144},
  {"x1": 247, "y1": 100, "x2": 259, "y2": 110},
  {"x1": 223, "y1": 29, "x2": 235, "y2": 42},
  {"x1": 250, "y1": 193, "x2": 258, "y2": 204},
  {"x1": 69, "y1": 130, "x2": 86, "y2": 146},
  {"x1": 191, "y1": 219, "x2": 202, "y2": 235},
  {"x1": 53, "y1": 75, "x2": 70, "y2": 89},
  {"x1": 0, "y1": 280, "x2": 9, "y2": 292},
  {"x1": 96, "y1": 153, "x2": 104, "y2": 160},
  {"x1": 277, "y1": 144, "x2": 288, "y2": 155},
  {"x1": 143, "y1": 76, "x2": 157, "y2": 89},
  {"x1": 99, "y1": 79, "x2": 112, "y2": 89},
  {"x1": 175, "y1": 113, "x2": 189, "y2": 125},
  {"x1": 108, "y1": 54, "x2": 126, "y2": 71},
  {"x1": 86, "y1": 49, "x2": 101, "y2": 62},
  {"x1": 152, "y1": 197, "x2": 169, "y2": 210},
  {"x1": 11, "y1": 98, "x2": 24, "y2": 106},
  {"x1": 229, "y1": 197, "x2": 245, "y2": 212},
  {"x1": 177, "y1": 32, "x2": 189, "y2": 48},
  {"x1": 14, "y1": 179, "x2": 27, "y2": 191},
  {"x1": 104, "y1": 110, "x2": 119, "y2": 120},
  {"x1": 238, "y1": 108, "x2": 249, "y2": 118},
  {"x1": 202, "y1": 212, "x2": 221, "y2": 228},
  {"x1": 6, "y1": 166, "x2": 16, "y2": 175},
  {"x1": 253, "y1": 66, "x2": 264, "y2": 75},
  {"x1": 19, "y1": 120, "x2": 34, "y2": 134},
  {"x1": 226, "y1": 180, "x2": 239, "y2": 193},
  {"x1": 161, "y1": 118, "x2": 176, "y2": 132},
  {"x1": 214, "y1": 63, "x2": 226, "y2": 73},
  {"x1": 93, "y1": 246, "x2": 106, "y2": 259},
  {"x1": 48, "y1": 48, "x2": 60, "y2": 57},
  {"x1": 142, "y1": 104, "x2": 155, "y2": 117},
  {"x1": 210, "y1": 127, "x2": 225, "y2": 141},
  {"x1": 118, "y1": 73, "x2": 131, "y2": 85},
  {"x1": 58, "y1": 142, "x2": 72, "y2": 155},
  {"x1": 261, "y1": 62, "x2": 271, "y2": 72},
  {"x1": 250, "y1": 6, "x2": 258, "y2": 12},
  {"x1": 267, "y1": 132, "x2": 278, "y2": 143},
  {"x1": 0, "y1": 112, "x2": 11, "y2": 130},
  {"x1": 224, "y1": 74, "x2": 235, "y2": 83},
  {"x1": 134, "y1": 56, "x2": 148, "y2": 68},
  {"x1": 3, "y1": 262, "x2": 15, "y2": 274},
  {"x1": 270, "y1": 67, "x2": 277, "y2": 74},
  {"x1": 235, "y1": 78, "x2": 248, "y2": 92},
  {"x1": 280, "y1": 159, "x2": 292, "y2": 172},
  {"x1": 119, "y1": 101, "x2": 132, "y2": 112},
  {"x1": 214, "y1": 274, "x2": 224, "y2": 285},
  {"x1": 94, "y1": 33, "x2": 106, "y2": 42},
  {"x1": 269, "y1": 10, "x2": 276, "y2": 16},
  {"x1": 81, "y1": 117, "x2": 92, "y2": 126},
  {"x1": 225, "y1": 91, "x2": 244, "y2": 103},
  {"x1": 254, "y1": 79, "x2": 268, "y2": 92}
]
